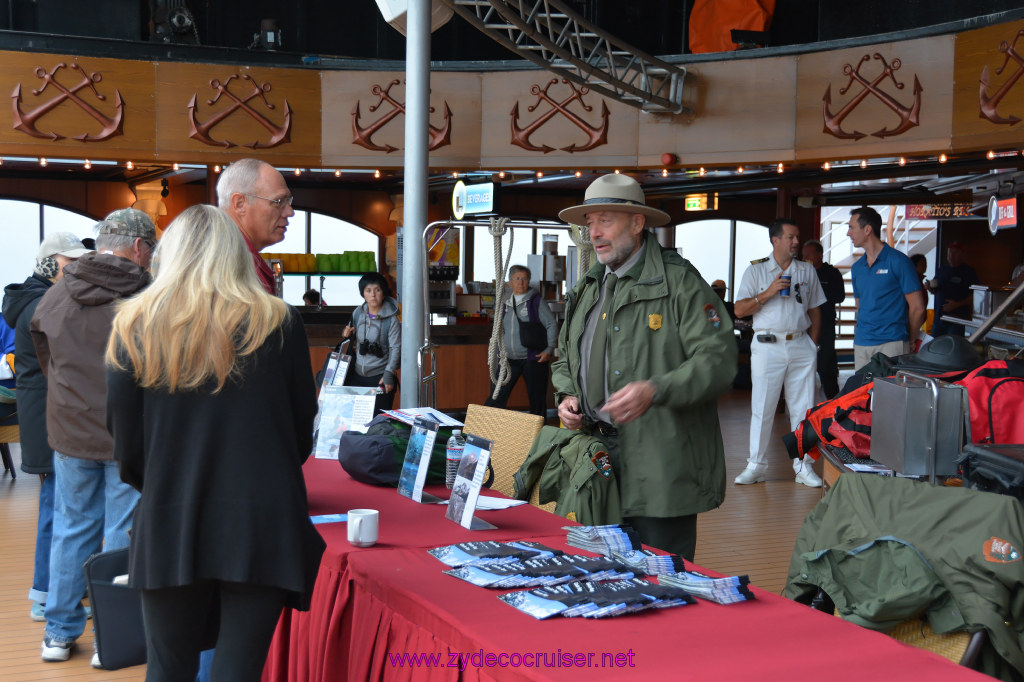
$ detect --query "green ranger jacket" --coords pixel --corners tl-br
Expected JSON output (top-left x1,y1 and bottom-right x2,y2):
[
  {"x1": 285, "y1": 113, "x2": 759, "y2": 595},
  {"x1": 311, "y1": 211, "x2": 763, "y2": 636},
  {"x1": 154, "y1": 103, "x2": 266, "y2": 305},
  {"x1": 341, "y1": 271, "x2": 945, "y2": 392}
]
[
  {"x1": 551, "y1": 231, "x2": 737, "y2": 518},
  {"x1": 785, "y1": 474, "x2": 1024, "y2": 681}
]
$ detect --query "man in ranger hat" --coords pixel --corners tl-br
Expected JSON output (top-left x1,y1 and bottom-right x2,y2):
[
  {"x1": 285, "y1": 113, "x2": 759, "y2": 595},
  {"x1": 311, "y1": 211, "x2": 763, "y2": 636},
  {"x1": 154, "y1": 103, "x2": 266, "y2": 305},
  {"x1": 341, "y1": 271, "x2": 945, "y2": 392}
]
[{"x1": 551, "y1": 173, "x2": 736, "y2": 561}]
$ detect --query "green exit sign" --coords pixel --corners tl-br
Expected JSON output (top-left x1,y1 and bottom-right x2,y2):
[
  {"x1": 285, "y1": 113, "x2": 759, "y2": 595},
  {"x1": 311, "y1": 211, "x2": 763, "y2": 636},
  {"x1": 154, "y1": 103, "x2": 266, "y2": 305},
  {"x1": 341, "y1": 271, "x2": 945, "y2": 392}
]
[{"x1": 684, "y1": 193, "x2": 717, "y2": 211}]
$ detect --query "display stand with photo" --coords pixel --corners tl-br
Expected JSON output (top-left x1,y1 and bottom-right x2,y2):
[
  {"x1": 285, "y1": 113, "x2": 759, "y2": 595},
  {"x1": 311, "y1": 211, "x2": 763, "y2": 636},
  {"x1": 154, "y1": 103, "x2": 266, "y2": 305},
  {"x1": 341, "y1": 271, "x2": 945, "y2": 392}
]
[
  {"x1": 312, "y1": 385, "x2": 378, "y2": 460},
  {"x1": 444, "y1": 433, "x2": 496, "y2": 530},
  {"x1": 397, "y1": 417, "x2": 442, "y2": 503}
]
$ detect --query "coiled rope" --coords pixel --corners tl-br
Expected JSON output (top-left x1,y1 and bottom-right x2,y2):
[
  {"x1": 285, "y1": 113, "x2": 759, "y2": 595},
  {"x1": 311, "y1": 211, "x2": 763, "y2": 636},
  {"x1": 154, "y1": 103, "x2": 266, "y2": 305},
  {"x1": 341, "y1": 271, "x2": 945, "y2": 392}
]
[
  {"x1": 568, "y1": 223, "x2": 594, "y2": 276},
  {"x1": 487, "y1": 217, "x2": 514, "y2": 398}
]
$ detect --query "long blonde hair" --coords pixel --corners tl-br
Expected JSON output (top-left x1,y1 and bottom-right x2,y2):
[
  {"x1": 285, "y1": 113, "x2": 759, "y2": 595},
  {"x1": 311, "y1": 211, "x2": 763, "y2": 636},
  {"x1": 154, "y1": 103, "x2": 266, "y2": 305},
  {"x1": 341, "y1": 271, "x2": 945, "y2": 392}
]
[{"x1": 106, "y1": 204, "x2": 287, "y2": 393}]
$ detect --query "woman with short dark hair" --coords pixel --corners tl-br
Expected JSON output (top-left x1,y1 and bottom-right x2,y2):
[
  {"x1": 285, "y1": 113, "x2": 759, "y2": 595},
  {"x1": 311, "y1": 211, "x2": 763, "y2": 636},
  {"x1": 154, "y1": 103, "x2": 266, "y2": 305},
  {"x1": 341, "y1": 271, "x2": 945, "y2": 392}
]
[{"x1": 342, "y1": 271, "x2": 400, "y2": 414}]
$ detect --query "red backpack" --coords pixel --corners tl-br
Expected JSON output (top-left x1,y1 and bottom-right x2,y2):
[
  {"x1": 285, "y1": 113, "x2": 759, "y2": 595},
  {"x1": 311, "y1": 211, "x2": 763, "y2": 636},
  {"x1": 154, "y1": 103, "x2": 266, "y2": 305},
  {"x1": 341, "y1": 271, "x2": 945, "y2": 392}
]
[
  {"x1": 955, "y1": 359, "x2": 1024, "y2": 444},
  {"x1": 783, "y1": 383, "x2": 874, "y2": 461}
]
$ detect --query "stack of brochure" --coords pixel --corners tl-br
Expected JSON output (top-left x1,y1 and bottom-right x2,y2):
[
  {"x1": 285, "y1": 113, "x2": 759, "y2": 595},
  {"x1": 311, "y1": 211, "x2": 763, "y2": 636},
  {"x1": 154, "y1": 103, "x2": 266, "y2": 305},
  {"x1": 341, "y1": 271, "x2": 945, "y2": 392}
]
[
  {"x1": 610, "y1": 549, "x2": 686, "y2": 576},
  {"x1": 658, "y1": 570, "x2": 755, "y2": 605},
  {"x1": 444, "y1": 555, "x2": 635, "y2": 588},
  {"x1": 428, "y1": 541, "x2": 562, "y2": 568},
  {"x1": 564, "y1": 524, "x2": 642, "y2": 554},
  {"x1": 499, "y1": 578, "x2": 696, "y2": 619}
]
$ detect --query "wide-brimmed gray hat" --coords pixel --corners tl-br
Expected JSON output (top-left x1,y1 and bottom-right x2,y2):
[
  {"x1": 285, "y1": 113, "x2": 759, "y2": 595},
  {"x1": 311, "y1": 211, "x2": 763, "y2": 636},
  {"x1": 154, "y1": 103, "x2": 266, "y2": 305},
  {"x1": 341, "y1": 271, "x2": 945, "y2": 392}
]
[
  {"x1": 96, "y1": 208, "x2": 156, "y2": 241},
  {"x1": 558, "y1": 174, "x2": 671, "y2": 227}
]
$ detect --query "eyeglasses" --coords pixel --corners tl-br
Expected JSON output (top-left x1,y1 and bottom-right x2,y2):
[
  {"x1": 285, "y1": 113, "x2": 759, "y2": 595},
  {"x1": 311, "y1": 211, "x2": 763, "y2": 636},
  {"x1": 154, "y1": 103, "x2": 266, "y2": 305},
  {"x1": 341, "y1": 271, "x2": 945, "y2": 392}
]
[{"x1": 245, "y1": 193, "x2": 294, "y2": 209}]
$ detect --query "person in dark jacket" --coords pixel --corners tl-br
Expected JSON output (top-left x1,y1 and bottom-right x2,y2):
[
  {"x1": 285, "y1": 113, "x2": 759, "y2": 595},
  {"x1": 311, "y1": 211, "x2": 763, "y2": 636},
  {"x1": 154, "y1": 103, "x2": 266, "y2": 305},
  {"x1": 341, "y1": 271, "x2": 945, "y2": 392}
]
[
  {"x1": 2, "y1": 233, "x2": 91, "y2": 622},
  {"x1": 106, "y1": 205, "x2": 324, "y2": 681},
  {"x1": 31, "y1": 210, "x2": 154, "y2": 663}
]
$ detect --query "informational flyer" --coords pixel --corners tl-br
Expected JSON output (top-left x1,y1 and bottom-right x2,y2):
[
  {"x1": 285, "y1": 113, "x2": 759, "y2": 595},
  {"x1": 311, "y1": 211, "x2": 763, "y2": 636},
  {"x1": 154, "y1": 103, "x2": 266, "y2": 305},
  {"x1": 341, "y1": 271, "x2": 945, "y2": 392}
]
[
  {"x1": 444, "y1": 433, "x2": 496, "y2": 530},
  {"x1": 312, "y1": 386, "x2": 378, "y2": 460},
  {"x1": 397, "y1": 417, "x2": 441, "y2": 503}
]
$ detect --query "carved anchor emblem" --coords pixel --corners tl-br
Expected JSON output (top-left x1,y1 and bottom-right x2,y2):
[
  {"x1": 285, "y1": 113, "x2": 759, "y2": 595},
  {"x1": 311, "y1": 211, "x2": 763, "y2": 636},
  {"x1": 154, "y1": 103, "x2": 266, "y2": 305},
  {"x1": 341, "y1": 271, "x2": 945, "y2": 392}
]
[
  {"x1": 351, "y1": 80, "x2": 452, "y2": 153},
  {"x1": 979, "y1": 29, "x2": 1024, "y2": 126},
  {"x1": 822, "y1": 54, "x2": 922, "y2": 140},
  {"x1": 187, "y1": 74, "x2": 291, "y2": 149},
  {"x1": 510, "y1": 79, "x2": 609, "y2": 153},
  {"x1": 11, "y1": 62, "x2": 124, "y2": 141}
]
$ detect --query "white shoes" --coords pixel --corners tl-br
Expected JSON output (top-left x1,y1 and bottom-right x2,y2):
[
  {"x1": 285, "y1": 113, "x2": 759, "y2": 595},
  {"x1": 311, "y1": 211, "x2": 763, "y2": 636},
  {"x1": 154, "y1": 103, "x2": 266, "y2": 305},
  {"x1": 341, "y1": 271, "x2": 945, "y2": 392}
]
[
  {"x1": 734, "y1": 465, "x2": 766, "y2": 485},
  {"x1": 794, "y1": 458, "x2": 823, "y2": 488}
]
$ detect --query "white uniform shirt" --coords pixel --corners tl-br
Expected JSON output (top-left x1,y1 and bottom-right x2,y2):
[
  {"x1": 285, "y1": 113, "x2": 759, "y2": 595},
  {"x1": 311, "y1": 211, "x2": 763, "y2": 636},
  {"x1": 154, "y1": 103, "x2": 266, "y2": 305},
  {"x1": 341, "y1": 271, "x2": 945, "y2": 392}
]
[{"x1": 737, "y1": 256, "x2": 826, "y2": 333}]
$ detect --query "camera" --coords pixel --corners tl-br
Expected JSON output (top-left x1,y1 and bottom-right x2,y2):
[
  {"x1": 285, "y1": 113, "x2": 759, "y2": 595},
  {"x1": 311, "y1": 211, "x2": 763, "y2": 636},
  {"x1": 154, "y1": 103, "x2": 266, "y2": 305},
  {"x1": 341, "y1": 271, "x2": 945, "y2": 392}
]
[{"x1": 360, "y1": 340, "x2": 386, "y2": 358}]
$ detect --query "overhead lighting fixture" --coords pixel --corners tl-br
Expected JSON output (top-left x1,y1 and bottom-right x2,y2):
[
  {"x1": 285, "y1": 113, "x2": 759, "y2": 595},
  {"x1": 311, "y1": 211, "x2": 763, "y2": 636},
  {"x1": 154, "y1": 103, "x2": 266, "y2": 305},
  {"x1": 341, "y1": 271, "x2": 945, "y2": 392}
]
[
  {"x1": 498, "y1": 171, "x2": 506, "y2": 179},
  {"x1": 39, "y1": 157, "x2": 47, "y2": 167},
  {"x1": 126, "y1": 160, "x2": 134, "y2": 170},
  {"x1": 822, "y1": 161, "x2": 831, "y2": 171},
  {"x1": 614, "y1": 169, "x2": 620, "y2": 174},
  {"x1": 698, "y1": 167, "x2": 706, "y2": 177},
  {"x1": 374, "y1": 169, "x2": 381, "y2": 179},
  {"x1": 939, "y1": 154, "x2": 947, "y2": 163},
  {"x1": 662, "y1": 169, "x2": 668, "y2": 177},
  {"x1": 987, "y1": 150, "x2": 996, "y2": 161},
  {"x1": 860, "y1": 159, "x2": 867, "y2": 169},
  {"x1": 83, "y1": 159, "x2": 91, "y2": 170},
  {"x1": 575, "y1": 171, "x2": 582, "y2": 178},
  {"x1": 294, "y1": 168, "x2": 302, "y2": 176},
  {"x1": 536, "y1": 171, "x2": 543, "y2": 178},
  {"x1": 213, "y1": 164, "x2": 221, "y2": 173},
  {"x1": 334, "y1": 169, "x2": 341, "y2": 177},
  {"x1": 899, "y1": 157, "x2": 907, "y2": 166},
  {"x1": 172, "y1": 162, "x2": 180, "y2": 171},
  {"x1": 777, "y1": 163, "x2": 784, "y2": 174},
  {"x1": 452, "y1": 171, "x2": 458, "y2": 178},
  {"x1": 737, "y1": 166, "x2": 744, "y2": 173}
]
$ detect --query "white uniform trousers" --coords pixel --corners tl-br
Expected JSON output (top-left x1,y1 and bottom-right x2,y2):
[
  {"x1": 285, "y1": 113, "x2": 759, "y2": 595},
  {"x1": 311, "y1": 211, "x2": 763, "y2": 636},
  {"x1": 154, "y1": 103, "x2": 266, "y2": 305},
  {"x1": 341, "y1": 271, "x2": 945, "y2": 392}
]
[{"x1": 747, "y1": 334, "x2": 818, "y2": 469}]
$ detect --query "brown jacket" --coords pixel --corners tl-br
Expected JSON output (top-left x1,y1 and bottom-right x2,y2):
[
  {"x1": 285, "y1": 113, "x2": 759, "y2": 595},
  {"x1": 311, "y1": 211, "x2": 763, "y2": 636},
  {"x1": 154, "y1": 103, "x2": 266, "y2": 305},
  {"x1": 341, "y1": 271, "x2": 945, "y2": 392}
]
[{"x1": 30, "y1": 253, "x2": 150, "y2": 460}]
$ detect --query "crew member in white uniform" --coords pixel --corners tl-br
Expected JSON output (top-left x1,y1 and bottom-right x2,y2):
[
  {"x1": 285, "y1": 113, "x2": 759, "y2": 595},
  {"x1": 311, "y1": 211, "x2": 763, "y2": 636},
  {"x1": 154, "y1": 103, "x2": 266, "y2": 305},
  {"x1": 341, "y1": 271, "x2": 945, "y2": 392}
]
[{"x1": 734, "y1": 218, "x2": 826, "y2": 487}]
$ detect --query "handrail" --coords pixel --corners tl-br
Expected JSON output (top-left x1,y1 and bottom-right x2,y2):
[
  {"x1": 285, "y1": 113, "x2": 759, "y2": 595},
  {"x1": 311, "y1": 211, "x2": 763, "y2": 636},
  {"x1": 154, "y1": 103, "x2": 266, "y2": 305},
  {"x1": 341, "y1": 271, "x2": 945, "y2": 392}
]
[{"x1": 417, "y1": 218, "x2": 562, "y2": 407}]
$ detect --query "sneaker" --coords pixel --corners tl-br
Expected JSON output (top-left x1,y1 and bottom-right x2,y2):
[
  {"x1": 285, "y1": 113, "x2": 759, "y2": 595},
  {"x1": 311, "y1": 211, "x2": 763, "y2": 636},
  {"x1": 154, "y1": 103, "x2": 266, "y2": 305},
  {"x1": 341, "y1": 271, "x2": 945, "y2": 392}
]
[
  {"x1": 734, "y1": 465, "x2": 766, "y2": 485},
  {"x1": 795, "y1": 461, "x2": 823, "y2": 488},
  {"x1": 91, "y1": 649, "x2": 102, "y2": 669},
  {"x1": 41, "y1": 635, "x2": 74, "y2": 662},
  {"x1": 30, "y1": 601, "x2": 45, "y2": 622},
  {"x1": 85, "y1": 605, "x2": 92, "y2": 620}
]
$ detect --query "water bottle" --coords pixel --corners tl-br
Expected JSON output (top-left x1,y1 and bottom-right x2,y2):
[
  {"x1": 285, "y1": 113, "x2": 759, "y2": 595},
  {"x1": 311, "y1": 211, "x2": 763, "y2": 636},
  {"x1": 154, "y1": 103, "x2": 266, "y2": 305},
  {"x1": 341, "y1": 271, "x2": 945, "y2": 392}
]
[{"x1": 445, "y1": 429, "x2": 466, "y2": 489}]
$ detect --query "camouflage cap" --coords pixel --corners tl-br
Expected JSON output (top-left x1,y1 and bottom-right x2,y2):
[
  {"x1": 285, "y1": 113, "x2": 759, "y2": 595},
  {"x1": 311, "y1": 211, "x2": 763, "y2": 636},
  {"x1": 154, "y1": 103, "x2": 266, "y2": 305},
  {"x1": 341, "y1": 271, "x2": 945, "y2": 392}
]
[{"x1": 96, "y1": 208, "x2": 156, "y2": 241}]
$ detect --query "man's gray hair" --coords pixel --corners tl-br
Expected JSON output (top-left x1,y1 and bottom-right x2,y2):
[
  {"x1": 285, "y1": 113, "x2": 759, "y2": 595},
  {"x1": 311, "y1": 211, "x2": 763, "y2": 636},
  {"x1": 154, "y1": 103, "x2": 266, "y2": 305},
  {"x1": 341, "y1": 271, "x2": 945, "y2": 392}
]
[
  {"x1": 96, "y1": 233, "x2": 137, "y2": 254},
  {"x1": 216, "y1": 158, "x2": 270, "y2": 209}
]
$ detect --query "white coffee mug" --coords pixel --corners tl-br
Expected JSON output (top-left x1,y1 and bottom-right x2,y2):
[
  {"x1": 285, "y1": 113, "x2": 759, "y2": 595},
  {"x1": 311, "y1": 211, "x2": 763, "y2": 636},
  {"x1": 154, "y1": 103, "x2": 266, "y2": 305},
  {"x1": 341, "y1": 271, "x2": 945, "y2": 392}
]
[{"x1": 347, "y1": 509, "x2": 379, "y2": 548}]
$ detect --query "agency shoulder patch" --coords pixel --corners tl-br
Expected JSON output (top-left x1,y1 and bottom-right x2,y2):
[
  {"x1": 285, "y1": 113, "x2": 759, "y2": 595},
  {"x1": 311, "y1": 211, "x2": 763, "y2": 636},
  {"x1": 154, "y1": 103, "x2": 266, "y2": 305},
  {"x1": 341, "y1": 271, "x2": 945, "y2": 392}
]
[
  {"x1": 648, "y1": 313, "x2": 662, "y2": 331},
  {"x1": 703, "y1": 303, "x2": 721, "y2": 329},
  {"x1": 750, "y1": 256, "x2": 769, "y2": 264},
  {"x1": 983, "y1": 536, "x2": 1021, "y2": 563}
]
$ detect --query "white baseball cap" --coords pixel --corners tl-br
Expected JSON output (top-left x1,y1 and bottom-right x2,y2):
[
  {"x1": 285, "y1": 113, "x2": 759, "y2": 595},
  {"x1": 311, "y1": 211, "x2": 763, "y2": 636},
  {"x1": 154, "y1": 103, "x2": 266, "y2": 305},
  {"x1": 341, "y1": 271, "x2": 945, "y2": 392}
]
[{"x1": 36, "y1": 232, "x2": 92, "y2": 260}]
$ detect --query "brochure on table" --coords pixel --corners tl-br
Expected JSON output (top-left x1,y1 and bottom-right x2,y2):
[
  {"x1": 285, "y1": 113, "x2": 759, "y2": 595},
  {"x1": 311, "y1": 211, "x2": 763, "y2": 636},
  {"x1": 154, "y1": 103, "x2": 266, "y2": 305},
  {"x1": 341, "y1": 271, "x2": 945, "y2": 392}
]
[
  {"x1": 444, "y1": 433, "x2": 497, "y2": 531},
  {"x1": 397, "y1": 417, "x2": 442, "y2": 503},
  {"x1": 382, "y1": 406, "x2": 463, "y2": 428},
  {"x1": 312, "y1": 385, "x2": 377, "y2": 460}
]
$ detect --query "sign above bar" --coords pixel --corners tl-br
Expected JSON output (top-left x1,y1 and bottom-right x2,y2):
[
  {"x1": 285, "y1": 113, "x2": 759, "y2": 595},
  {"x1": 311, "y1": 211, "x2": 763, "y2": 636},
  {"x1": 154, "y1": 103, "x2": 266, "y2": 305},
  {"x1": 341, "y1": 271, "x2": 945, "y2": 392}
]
[
  {"x1": 452, "y1": 181, "x2": 494, "y2": 219},
  {"x1": 905, "y1": 203, "x2": 973, "y2": 219},
  {"x1": 988, "y1": 196, "x2": 1017, "y2": 235}
]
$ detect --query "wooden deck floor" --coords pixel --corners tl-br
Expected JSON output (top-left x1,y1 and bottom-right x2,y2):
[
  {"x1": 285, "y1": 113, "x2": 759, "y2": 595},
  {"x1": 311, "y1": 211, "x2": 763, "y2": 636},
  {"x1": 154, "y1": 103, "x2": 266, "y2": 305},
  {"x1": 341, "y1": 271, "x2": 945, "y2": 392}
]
[{"x1": 0, "y1": 386, "x2": 822, "y2": 679}]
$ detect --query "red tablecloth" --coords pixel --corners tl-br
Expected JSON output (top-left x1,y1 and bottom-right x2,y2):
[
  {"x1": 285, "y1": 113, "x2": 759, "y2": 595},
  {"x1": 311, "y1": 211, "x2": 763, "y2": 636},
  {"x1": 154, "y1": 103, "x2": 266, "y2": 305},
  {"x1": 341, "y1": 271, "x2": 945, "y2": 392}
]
[{"x1": 263, "y1": 458, "x2": 989, "y2": 682}]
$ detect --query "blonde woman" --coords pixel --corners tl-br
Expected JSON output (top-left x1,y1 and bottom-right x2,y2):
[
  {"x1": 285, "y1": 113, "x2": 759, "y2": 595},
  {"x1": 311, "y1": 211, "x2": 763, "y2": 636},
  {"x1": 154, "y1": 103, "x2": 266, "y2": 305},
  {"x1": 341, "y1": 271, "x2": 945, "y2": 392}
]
[{"x1": 105, "y1": 205, "x2": 324, "y2": 682}]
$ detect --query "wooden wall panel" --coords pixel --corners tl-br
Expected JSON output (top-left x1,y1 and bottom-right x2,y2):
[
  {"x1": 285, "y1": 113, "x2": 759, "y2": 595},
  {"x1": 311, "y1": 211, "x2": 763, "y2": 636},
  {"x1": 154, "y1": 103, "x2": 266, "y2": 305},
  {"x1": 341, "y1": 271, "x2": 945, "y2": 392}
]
[
  {"x1": 794, "y1": 36, "x2": 955, "y2": 161},
  {"x1": 0, "y1": 51, "x2": 155, "y2": 160},
  {"x1": 154, "y1": 63, "x2": 321, "y2": 166},
  {"x1": 952, "y1": 19, "x2": 1024, "y2": 152},
  {"x1": 322, "y1": 71, "x2": 481, "y2": 169},
  {"x1": 480, "y1": 71, "x2": 638, "y2": 169},
  {"x1": 639, "y1": 57, "x2": 797, "y2": 167}
]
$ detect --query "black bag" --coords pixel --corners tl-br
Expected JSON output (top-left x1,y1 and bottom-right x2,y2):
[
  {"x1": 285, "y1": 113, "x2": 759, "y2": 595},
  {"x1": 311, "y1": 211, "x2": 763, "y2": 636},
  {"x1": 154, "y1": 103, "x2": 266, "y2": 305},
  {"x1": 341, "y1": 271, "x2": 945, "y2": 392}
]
[
  {"x1": 516, "y1": 296, "x2": 547, "y2": 351},
  {"x1": 958, "y1": 444, "x2": 1024, "y2": 506},
  {"x1": 338, "y1": 431, "x2": 402, "y2": 486},
  {"x1": 85, "y1": 548, "x2": 146, "y2": 670}
]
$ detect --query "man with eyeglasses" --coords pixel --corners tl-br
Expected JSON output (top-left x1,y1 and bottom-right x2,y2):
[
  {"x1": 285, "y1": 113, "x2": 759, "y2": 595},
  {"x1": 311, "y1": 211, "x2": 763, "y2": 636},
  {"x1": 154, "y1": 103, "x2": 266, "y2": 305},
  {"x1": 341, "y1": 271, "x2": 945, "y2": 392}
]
[
  {"x1": 733, "y1": 218, "x2": 826, "y2": 487},
  {"x1": 217, "y1": 158, "x2": 296, "y2": 295}
]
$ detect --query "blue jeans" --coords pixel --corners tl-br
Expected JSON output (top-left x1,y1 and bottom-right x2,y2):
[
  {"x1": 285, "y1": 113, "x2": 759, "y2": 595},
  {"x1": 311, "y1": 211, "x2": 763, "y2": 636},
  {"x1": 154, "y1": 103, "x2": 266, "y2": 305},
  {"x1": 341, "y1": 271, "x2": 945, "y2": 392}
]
[
  {"x1": 45, "y1": 453, "x2": 139, "y2": 644},
  {"x1": 29, "y1": 471, "x2": 55, "y2": 604}
]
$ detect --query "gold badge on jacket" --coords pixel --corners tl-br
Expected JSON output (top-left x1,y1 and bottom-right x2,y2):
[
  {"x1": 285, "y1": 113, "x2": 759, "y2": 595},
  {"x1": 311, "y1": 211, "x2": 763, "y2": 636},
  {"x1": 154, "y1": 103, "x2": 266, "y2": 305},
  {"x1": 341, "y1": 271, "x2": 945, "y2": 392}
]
[{"x1": 648, "y1": 313, "x2": 662, "y2": 331}]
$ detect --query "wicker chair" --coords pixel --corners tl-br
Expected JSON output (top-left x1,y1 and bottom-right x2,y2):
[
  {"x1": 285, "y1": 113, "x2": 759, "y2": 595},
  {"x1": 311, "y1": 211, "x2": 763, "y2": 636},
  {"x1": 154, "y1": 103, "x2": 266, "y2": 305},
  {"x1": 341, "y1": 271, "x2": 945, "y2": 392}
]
[
  {"x1": 462, "y1": 404, "x2": 554, "y2": 512},
  {"x1": 0, "y1": 422, "x2": 18, "y2": 480}
]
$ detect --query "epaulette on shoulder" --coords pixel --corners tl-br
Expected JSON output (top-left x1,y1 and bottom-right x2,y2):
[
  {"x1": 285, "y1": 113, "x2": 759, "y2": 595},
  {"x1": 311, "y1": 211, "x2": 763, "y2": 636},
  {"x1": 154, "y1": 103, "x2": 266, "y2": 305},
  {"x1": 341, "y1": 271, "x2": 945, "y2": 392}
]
[{"x1": 750, "y1": 256, "x2": 769, "y2": 264}]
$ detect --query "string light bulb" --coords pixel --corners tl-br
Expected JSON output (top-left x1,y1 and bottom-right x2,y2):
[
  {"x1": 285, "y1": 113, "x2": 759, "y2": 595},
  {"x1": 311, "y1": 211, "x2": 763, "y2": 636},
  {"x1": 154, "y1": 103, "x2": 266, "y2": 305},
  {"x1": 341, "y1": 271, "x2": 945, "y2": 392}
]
[
  {"x1": 39, "y1": 157, "x2": 47, "y2": 167},
  {"x1": 614, "y1": 169, "x2": 620, "y2": 174},
  {"x1": 536, "y1": 171, "x2": 543, "y2": 178},
  {"x1": 662, "y1": 169, "x2": 668, "y2": 177},
  {"x1": 126, "y1": 160, "x2": 133, "y2": 170},
  {"x1": 374, "y1": 169, "x2": 381, "y2": 179},
  {"x1": 898, "y1": 157, "x2": 906, "y2": 166},
  {"x1": 777, "y1": 163, "x2": 784, "y2": 174},
  {"x1": 575, "y1": 170, "x2": 582, "y2": 178},
  {"x1": 987, "y1": 150, "x2": 995, "y2": 161},
  {"x1": 172, "y1": 162, "x2": 180, "y2": 171},
  {"x1": 213, "y1": 165, "x2": 221, "y2": 173},
  {"x1": 334, "y1": 169, "x2": 341, "y2": 177},
  {"x1": 698, "y1": 167, "x2": 706, "y2": 177},
  {"x1": 452, "y1": 171, "x2": 458, "y2": 178},
  {"x1": 293, "y1": 168, "x2": 302, "y2": 176},
  {"x1": 939, "y1": 154, "x2": 947, "y2": 163},
  {"x1": 822, "y1": 161, "x2": 831, "y2": 171},
  {"x1": 860, "y1": 159, "x2": 867, "y2": 169},
  {"x1": 83, "y1": 159, "x2": 91, "y2": 170},
  {"x1": 737, "y1": 166, "x2": 744, "y2": 173}
]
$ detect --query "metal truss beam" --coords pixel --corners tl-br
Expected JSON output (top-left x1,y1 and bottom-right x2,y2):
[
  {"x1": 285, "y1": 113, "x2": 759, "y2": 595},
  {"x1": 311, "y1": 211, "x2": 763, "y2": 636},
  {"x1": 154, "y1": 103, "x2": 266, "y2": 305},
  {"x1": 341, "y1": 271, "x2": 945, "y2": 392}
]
[{"x1": 441, "y1": 0, "x2": 690, "y2": 114}]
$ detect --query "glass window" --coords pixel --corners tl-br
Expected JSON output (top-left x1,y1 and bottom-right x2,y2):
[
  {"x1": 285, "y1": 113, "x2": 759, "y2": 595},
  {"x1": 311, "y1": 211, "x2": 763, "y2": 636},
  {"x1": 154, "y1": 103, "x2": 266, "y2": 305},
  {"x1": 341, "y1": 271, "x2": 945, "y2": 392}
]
[
  {"x1": 307, "y1": 211, "x2": 380, "y2": 307},
  {"x1": 674, "y1": 219, "x2": 769, "y2": 299},
  {"x1": 2, "y1": 200, "x2": 95, "y2": 287}
]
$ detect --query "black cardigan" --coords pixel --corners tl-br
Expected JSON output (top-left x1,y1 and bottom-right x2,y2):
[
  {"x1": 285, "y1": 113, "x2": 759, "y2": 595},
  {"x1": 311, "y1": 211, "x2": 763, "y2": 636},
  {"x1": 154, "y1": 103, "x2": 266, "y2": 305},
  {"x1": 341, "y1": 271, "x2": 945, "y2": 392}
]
[{"x1": 107, "y1": 307, "x2": 325, "y2": 610}]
